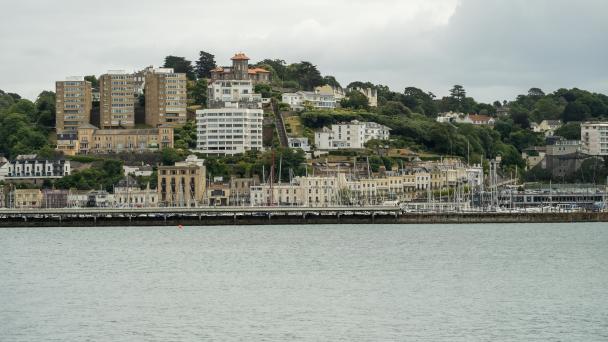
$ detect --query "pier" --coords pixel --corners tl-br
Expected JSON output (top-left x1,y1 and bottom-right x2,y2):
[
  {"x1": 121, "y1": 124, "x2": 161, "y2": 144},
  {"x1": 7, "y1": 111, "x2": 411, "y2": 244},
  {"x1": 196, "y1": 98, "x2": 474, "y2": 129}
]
[{"x1": 1, "y1": 206, "x2": 607, "y2": 227}]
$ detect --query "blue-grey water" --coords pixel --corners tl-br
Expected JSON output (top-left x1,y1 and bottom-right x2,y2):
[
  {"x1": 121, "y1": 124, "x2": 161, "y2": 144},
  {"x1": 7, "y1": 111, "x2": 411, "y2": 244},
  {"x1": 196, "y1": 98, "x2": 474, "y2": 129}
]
[{"x1": 1, "y1": 223, "x2": 607, "y2": 341}]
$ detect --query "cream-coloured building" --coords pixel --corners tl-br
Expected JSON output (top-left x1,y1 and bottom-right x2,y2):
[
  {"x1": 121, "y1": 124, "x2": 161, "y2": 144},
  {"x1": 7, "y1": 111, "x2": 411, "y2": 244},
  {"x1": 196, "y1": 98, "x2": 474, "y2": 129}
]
[
  {"x1": 14, "y1": 189, "x2": 43, "y2": 209},
  {"x1": 113, "y1": 177, "x2": 158, "y2": 208},
  {"x1": 56, "y1": 77, "x2": 92, "y2": 132},
  {"x1": 250, "y1": 176, "x2": 345, "y2": 207},
  {"x1": 58, "y1": 124, "x2": 174, "y2": 155},
  {"x1": 145, "y1": 68, "x2": 187, "y2": 127},
  {"x1": 347, "y1": 86, "x2": 378, "y2": 107},
  {"x1": 100, "y1": 71, "x2": 135, "y2": 128},
  {"x1": 158, "y1": 155, "x2": 206, "y2": 207},
  {"x1": 532, "y1": 120, "x2": 562, "y2": 135}
]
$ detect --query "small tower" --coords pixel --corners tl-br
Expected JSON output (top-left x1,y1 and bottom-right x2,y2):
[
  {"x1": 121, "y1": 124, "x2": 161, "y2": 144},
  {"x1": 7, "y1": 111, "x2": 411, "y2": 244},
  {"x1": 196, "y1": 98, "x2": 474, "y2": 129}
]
[{"x1": 231, "y1": 52, "x2": 250, "y2": 80}]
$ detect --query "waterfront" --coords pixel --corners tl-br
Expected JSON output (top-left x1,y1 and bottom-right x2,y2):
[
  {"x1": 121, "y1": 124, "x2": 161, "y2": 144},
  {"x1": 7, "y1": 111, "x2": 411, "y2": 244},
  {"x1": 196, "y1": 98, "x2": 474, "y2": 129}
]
[{"x1": 1, "y1": 224, "x2": 607, "y2": 341}]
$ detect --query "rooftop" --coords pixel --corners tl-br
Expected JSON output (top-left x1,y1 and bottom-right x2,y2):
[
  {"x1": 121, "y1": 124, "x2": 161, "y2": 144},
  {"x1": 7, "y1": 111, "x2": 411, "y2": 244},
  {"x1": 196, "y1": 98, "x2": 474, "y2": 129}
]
[{"x1": 231, "y1": 52, "x2": 250, "y2": 61}]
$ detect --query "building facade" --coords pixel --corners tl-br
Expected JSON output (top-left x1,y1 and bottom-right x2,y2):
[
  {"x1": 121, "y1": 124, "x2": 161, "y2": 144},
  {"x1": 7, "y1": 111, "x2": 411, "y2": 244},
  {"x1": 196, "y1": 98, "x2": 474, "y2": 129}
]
[
  {"x1": 315, "y1": 120, "x2": 390, "y2": 150},
  {"x1": 74, "y1": 124, "x2": 173, "y2": 154},
  {"x1": 582, "y1": 122, "x2": 608, "y2": 156},
  {"x1": 145, "y1": 68, "x2": 187, "y2": 127},
  {"x1": 158, "y1": 155, "x2": 206, "y2": 207},
  {"x1": 100, "y1": 71, "x2": 135, "y2": 128},
  {"x1": 288, "y1": 137, "x2": 310, "y2": 152},
  {"x1": 6, "y1": 155, "x2": 71, "y2": 181},
  {"x1": 56, "y1": 77, "x2": 92, "y2": 132},
  {"x1": 14, "y1": 189, "x2": 43, "y2": 209},
  {"x1": 196, "y1": 107, "x2": 263, "y2": 155},
  {"x1": 113, "y1": 178, "x2": 158, "y2": 208},
  {"x1": 196, "y1": 72, "x2": 264, "y2": 155},
  {"x1": 229, "y1": 176, "x2": 259, "y2": 206},
  {"x1": 210, "y1": 53, "x2": 270, "y2": 84},
  {"x1": 282, "y1": 90, "x2": 336, "y2": 110},
  {"x1": 207, "y1": 79, "x2": 262, "y2": 108},
  {"x1": 67, "y1": 190, "x2": 91, "y2": 208},
  {"x1": 41, "y1": 189, "x2": 69, "y2": 208}
]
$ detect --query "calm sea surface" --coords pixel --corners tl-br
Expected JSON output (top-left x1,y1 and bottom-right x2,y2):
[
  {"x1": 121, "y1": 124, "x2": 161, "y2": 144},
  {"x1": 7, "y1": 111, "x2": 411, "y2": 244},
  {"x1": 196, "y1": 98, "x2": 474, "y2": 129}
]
[{"x1": 1, "y1": 223, "x2": 607, "y2": 341}]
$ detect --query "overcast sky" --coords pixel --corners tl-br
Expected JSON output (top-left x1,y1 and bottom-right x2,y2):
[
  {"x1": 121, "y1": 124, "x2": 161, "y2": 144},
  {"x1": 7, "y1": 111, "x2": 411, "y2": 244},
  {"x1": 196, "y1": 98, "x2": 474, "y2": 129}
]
[{"x1": 1, "y1": 0, "x2": 606, "y2": 102}]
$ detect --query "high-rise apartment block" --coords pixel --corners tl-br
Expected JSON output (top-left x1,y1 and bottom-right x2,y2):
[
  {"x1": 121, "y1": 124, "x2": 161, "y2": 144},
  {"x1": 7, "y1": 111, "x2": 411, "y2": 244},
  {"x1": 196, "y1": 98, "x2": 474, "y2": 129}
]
[
  {"x1": 144, "y1": 68, "x2": 187, "y2": 128},
  {"x1": 99, "y1": 70, "x2": 135, "y2": 128},
  {"x1": 582, "y1": 122, "x2": 608, "y2": 156},
  {"x1": 55, "y1": 77, "x2": 92, "y2": 132}
]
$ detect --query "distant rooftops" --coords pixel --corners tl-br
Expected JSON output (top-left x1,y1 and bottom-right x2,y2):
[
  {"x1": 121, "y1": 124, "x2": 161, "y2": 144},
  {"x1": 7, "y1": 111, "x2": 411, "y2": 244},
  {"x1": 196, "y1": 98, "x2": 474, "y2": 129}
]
[
  {"x1": 65, "y1": 76, "x2": 85, "y2": 81},
  {"x1": 150, "y1": 67, "x2": 175, "y2": 74}
]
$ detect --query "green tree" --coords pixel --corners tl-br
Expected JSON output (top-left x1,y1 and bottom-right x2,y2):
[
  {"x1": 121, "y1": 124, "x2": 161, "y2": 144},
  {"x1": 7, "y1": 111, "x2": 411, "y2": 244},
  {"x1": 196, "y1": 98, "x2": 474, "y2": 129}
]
[
  {"x1": 174, "y1": 120, "x2": 197, "y2": 150},
  {"x1": 554, "y1": 122, "x2": 581, "y2": 140},
  {"x1": 55, "y1": 159, "x2": 124, "y2": 192},
  {"x1": 34, "y1": 91, "x2": 56, "y2": 129},
  {"x1": 341, "y1": 91, "x2": 370, "y2": 110},
  {"x1": 257, "y1": 59, "x2": 287, "y2": 81},
  {"x1": 161, "y1": 148, "x2": 187, "y2": 165},
  {"x1": 287, "y1": 62, "x2": 324, "y2": 90},
  {"x1": 254, "y1": 83, "x2": 273, "y2": 98},
  {"x1": 530, "y1": 97, "x2": 564, "y2": 122},
  {"x1": 195, "y1": 50, "x2": 216, "y2": 79},
  {"x1": 528, "y1": 87, "x2": 545, "y2": 97},
  {"x1": 0, "y1": 90, "x2": 16, "y2": 111},
  {"x1": 510, "y1": 104, "x2": 531, "y2": 129},
  {"x1": 187, "y1": 79, "x2": 207, "y2": 106},
  {"x1": 562, "y1": 101, "x2": 590, "y2": 122},
  {"x1": 163, "y1": 56, "x2": 196, "y2": 80},
  {"x1": 84, "y1": 75, "x2": 99, "y2": 88},
  {"x1": 402, "y1": 87, "x2": 438, "y2": 116},
  {"x1": 323, "y1": 76, "x2": 341, "y2": 89},
  {"x1": 450, "y1": 85, "x2": 466, "y2": 102}
]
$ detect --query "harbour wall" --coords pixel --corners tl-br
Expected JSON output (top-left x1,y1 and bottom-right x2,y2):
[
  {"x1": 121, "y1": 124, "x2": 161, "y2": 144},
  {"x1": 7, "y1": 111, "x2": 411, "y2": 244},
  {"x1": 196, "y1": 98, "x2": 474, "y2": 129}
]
[{"x1": 1, "y1": 212, "x2": 607, "y2": 228}]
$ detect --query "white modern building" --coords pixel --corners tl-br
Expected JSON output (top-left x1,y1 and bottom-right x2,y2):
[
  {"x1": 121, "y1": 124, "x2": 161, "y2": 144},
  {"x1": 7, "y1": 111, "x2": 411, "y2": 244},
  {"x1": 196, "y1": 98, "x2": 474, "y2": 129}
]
[
  {"x1": 282, "y1": 89, "x2": 336, "y2": 110},
  {"x1": 314, "y1": 120, "x2": 390, "y2": 150},
  {"x1": 196, "y1": 106, "x2": 263, "y2": 154},
  {"x1": 582, "y1": 122, "x2": 608, "y2": 156},
  {"x1": 208, "y1": 80, "x2": 262, "y2": 108},
  {"x1": 196, "y1": 78, "x2": 264, "y2": 155}
]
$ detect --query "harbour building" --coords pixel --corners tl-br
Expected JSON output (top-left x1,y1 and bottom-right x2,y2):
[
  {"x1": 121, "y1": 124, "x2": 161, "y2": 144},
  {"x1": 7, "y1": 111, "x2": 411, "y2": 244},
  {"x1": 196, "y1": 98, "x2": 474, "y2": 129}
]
[{"x1": 157, "y1": 155, "x2": 207, "y2": 207}]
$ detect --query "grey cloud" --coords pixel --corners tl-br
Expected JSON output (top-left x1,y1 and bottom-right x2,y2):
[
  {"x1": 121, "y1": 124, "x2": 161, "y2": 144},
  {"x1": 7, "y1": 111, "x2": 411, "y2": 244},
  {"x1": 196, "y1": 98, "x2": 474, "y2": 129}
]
[{"x1": 0, "y1": 0, "x2": 606, "y2": 103}]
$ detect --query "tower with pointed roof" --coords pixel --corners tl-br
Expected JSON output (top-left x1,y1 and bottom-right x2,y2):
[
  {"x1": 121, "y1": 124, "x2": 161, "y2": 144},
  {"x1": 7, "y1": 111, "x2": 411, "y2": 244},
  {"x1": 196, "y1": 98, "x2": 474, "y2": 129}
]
[{"x1": 231, "y1": 52, "x2": 250, "y2": 80}]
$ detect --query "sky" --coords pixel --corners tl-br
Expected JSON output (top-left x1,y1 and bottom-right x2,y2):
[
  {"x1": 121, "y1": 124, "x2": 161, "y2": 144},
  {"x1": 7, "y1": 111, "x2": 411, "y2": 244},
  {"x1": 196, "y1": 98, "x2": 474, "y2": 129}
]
[{"x1": 0, "y1": 0, "x2": 606, "y2": 102}]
